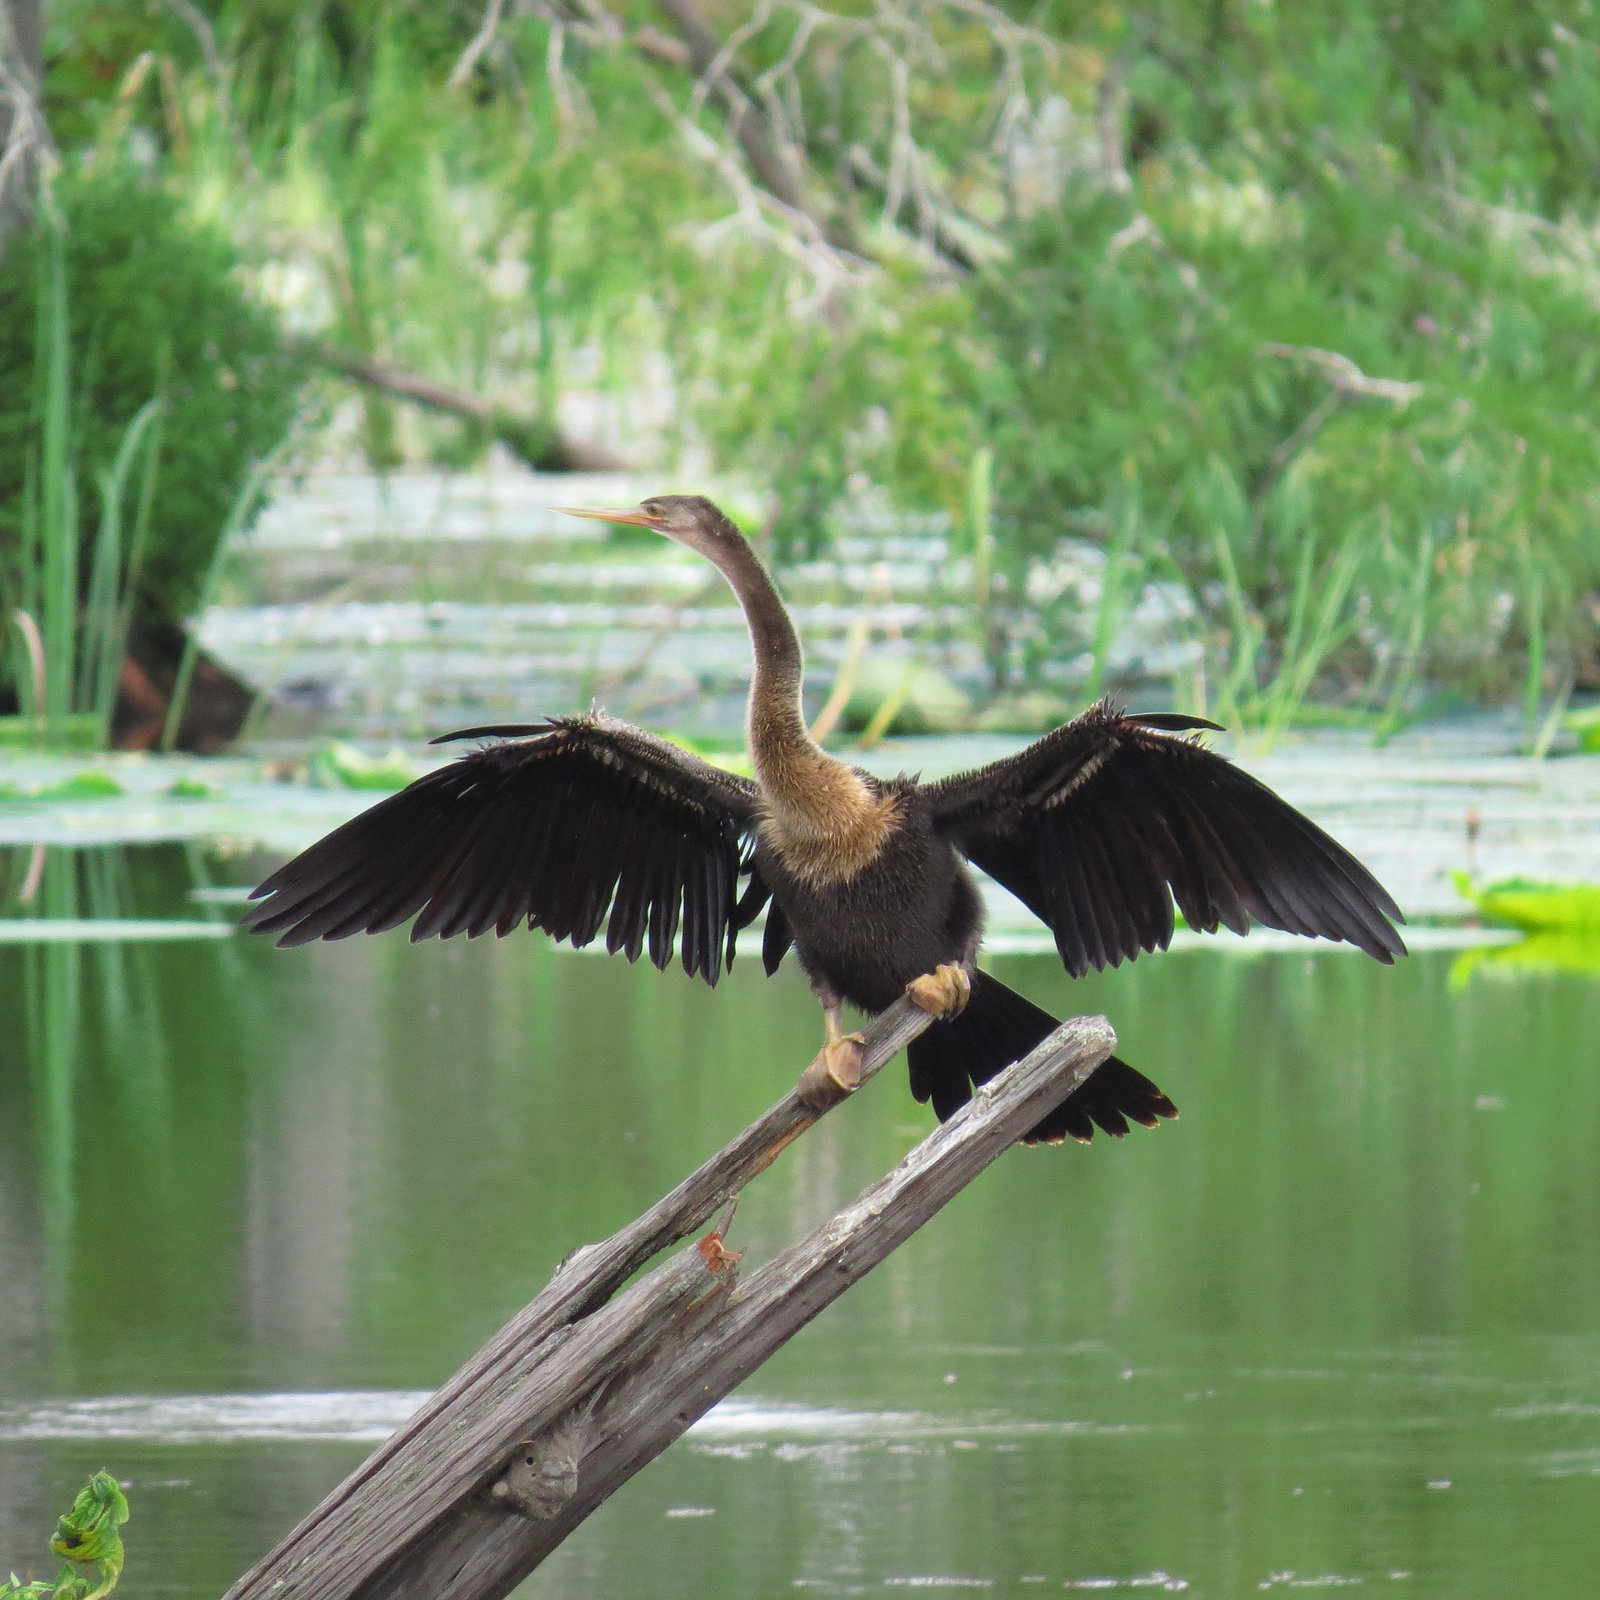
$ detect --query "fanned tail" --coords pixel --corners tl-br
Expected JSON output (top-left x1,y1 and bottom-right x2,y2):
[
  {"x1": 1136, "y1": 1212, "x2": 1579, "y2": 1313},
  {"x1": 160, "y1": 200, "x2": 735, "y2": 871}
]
[{"x1": 906, "y1": 971, "x2": 1177, "y2": 1145}]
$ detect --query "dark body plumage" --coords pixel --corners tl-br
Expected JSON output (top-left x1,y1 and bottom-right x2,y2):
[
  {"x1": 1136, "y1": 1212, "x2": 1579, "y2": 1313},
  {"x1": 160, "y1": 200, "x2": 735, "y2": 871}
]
[
  {"x1": 754, "y1": 779, "x2": 976, "y2": 1013},
  {"x1": 245, "y1": 494, "x2": 1406, "y2": 1147}
]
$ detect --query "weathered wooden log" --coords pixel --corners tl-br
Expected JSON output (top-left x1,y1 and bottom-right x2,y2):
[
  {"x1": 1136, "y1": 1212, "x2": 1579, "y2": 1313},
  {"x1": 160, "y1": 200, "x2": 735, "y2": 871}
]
[{"x1": 223, "y1": 1001, "x2": 1116, "y2": 1600}]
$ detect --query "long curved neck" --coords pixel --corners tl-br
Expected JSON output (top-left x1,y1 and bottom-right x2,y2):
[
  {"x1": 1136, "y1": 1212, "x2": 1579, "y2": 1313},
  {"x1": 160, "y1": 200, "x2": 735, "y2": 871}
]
[
  {"x1": 710, "y1": 533, "x2": 808, "y2": 748},
  {"x1": 704, "y1": 525, "x2": 871, "y2": 843}
]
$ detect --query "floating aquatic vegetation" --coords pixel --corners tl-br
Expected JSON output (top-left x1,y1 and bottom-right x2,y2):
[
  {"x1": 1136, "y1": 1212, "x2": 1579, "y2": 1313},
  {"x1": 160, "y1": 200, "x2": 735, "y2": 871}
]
[
  {"x1": 1450, "y1": 930, "x2": 1600, "y2": 985},
  {"x1": 842, "y1": 658, "x2": 972, "y2": 741},
  {"x1": 1451, "y1": 872, "x2": 1600, "y2": 983},
  {"x1": 35, "y1": 772, "x2": 125, "y2": 801},
  {"x1": 657, "y1": 732, "x2": 753, "y2": 780},
  {"x1": 1453, "y1": 872, "x2": 1600, "y2": 931},
  {"x1": 165, "y1": 776, "x2": 222, "y2": 799},
  {"x1": 0, "y1": 771, "x2": 125, "y2": 803},
  {"x1": 1564, "y1": 705, "x2": 1600, "y2": 754},
  {"x1": 307, "y1": 741, "x2": 417, "y2": 791}
]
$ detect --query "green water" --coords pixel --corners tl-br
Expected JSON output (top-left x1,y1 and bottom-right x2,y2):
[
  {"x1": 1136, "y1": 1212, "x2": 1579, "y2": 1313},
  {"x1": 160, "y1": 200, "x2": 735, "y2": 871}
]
[{"x1": 3, "y1": 845, "x2": 1600, "y2": 1597}]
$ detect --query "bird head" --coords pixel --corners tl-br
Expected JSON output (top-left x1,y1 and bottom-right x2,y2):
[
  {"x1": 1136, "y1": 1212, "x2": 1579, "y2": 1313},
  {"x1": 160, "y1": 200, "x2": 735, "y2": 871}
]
[{"x1": 554, "y1": 495, "x2": 737, "y2": 561}]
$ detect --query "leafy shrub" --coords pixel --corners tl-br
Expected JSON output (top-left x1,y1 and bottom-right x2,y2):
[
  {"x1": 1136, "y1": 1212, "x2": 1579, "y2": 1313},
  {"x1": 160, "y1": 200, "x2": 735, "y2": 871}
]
[{"x1": 0, "y1": 162, "x2": 304, "y2": 623}]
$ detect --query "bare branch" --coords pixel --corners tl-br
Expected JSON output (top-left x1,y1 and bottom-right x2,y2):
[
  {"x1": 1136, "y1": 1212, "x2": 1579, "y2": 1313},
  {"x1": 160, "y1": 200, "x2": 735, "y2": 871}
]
[
  {"x1": 688, "y1": 0, "x2": 772, "y2": 123},
  {"x1": 1096, "y1": 58, "x2": 1132, "y2": 194},
  {"x1": 1251, "y1": 344, "x2": 1423, "y2": 527},
  {"x1": 639, "y1": 74, "x2": 865, "y2": 310},
  {"x1": 448, "y1": 0, "x2": 506, "y2": 89},
  {"x1": 1259, "y1": 342, "x2": 1425, "y2": 406},
  {"x1": 634, "y1": 25, "x2": 690, "y2": 68},
  {"x1": 288, "y1": 339, "x2": 628, "y2": 472},
  {"x1": 846, "y1": 142, "x2": 987, "y2": 271},
  {"x1": 0, "y1": 0, "x2": 51, "y2": 258},
  {"x1": 653, "y1": 0, "x2": 833, "y2": 238},
  {"x1": 567, "y1": 0, "x2": 625, "y2": 47}
]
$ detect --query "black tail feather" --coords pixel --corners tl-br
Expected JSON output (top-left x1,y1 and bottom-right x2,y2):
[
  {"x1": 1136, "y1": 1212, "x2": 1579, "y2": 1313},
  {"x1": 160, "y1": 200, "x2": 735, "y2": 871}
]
[{"x1": 905, "y1": 971, "x2": 1177, "y2": 1145}]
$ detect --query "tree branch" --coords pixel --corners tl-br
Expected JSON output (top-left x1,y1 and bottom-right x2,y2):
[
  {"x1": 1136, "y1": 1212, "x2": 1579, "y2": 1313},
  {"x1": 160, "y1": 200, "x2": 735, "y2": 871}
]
[
  {"x1": 654, "y1": 0, "x2": 808, "y2": 210},
  {"x1": 449, "y1": 0, "x2": 507, "y2": 89},
  {"x1": 1258, "y1": 342, "x2": 1425, "y2": 405},
  {"x1": 640, "y1": 1, "x2": 998, "y2": 275},
  {"x1": 289, "y1": 339, "x2": 629, "y2": 472},
  {"x1": 1252, "y1": 343, "x2": 1424, "y2": 527},
  {"x1": 0, "y1": 0, "x2": 50, "y2": 261}
]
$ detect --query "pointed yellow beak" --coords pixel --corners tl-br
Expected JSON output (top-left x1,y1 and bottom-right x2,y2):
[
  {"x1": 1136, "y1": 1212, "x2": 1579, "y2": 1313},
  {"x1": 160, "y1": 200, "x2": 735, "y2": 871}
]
[{"x1": 552, "y1": 505, "x2": 660, "y2": 528}]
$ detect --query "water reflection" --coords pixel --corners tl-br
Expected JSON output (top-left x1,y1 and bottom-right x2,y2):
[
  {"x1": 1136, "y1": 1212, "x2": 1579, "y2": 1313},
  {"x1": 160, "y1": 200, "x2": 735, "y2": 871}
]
[
  {"x1": 1, "y1": 847, "x2": 239, "y2": 1328},
  {"x1": 1451, "y1": 929, "x2": 1600, "y2": 983},
  {"x1": 2, "y1": 845, "x2": 1599, "y2": 1598}
]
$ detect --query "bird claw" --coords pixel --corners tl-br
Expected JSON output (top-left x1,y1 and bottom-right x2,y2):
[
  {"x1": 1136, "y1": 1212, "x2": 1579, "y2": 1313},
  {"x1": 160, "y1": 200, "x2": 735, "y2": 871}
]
[
  {"x1": 796, "y1": 1033, "x2": 867, "y2": 1108},
  {"x1": 905, "y1": 963, "x2": 972, "y2": 1019}
]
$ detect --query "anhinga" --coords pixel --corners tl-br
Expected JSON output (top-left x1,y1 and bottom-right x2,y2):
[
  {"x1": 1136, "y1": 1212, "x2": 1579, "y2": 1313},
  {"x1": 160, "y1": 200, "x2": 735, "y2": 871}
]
[{"x1": 245, "y1": 495, "x2": 1405, "y2": 1144}]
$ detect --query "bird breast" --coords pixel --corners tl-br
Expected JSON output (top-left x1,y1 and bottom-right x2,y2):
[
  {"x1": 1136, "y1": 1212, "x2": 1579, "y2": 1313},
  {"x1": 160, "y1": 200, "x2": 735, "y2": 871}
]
[{"x1": 755, "y1": 750, "x2": 902, "y2": 888}]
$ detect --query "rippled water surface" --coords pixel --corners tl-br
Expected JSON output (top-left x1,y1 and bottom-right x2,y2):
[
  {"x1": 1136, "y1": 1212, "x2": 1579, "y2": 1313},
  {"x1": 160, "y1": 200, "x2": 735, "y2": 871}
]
[{"x1": 2, "y1": 844, "x2": 1599, "y2": 1597}]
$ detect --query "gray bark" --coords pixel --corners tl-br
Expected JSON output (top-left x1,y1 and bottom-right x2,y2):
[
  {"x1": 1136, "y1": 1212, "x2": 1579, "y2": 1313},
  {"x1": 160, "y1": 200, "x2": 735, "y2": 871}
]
[
  {"x1": 652, "y1": 0, "x2": 813, "y2": 220},
  {"x1": 223, "y1": 1000, "x2": 1116, "y2": 1600},
  {"x1": 0, "y1": 0, "x2": 46, "y2": 263}
]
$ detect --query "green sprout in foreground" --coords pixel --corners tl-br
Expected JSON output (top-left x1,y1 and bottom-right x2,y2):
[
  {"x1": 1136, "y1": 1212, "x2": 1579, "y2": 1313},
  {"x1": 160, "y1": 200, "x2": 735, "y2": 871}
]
[{"x1": 1, "y1": 1472, "x2": 128, "y2": 1600}]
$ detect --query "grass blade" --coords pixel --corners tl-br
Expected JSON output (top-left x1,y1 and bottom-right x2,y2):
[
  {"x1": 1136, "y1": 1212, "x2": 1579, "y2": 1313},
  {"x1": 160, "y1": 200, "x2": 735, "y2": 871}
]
[
  {"x1": 81, "y1": 399, "x2": 163, "y2": 741},
  {"x1": 161, "y1": 445, "x2": 282, "y2": 751}
]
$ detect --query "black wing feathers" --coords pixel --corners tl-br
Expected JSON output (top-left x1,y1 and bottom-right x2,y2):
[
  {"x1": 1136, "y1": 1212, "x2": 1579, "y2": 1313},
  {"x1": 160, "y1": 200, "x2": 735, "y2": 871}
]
[
  {"x1": 927, "y1": 701, "x2": 1404, "y2": 976},
  {"x1": 244, "y1": 715, "x2": 759, "y2": 986},
  {"x1": 906, "y1": 971, "x2": 1178, "y2": 1145}
]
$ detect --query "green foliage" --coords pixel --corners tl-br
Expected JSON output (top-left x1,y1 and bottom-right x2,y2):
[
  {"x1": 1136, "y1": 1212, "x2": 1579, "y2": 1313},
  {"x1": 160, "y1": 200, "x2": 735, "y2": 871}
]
[
  {"x1": 1565, "y1": 703, "x2": 1600, "y2": 751},
  {"x1": 1455, "y1": 870, "x2": 1600, "y2": 930},
  {"x1": 307, "y1": 739, "x2": 417, "y2": 790},
  {"x1": 1, "y1": 1469, "x2": 127, "y2": 1599},
  {"x1": 165, "y1": 775, "x2": 221, "y2": 797},
  {"x1": 0, "y1": 771, "x2": 124, "y2": 803},
  {"x1": 35, "y1": 0, "x2": 1600, "y2": 727},
  {"x1": 0, "y1": 714, "x2": 100, "y2": 749},
  {"x1": 969, "y1": 14, "x2": 1600, "y2": 709},
  {"x1": 0, "y1": 163, "x2": 303, "y2": 623},
  {"x1": 839, "y1": 658, "x2": 972, "y2": 737}
]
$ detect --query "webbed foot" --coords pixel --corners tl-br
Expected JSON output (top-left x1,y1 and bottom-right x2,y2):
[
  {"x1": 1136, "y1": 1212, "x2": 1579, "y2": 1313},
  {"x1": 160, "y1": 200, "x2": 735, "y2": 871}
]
[
  {"x1": 797, "y1": 1033, "x2": 867, "y2": 1109},
  {"x1": 905, "y1": 963, "x2": 972, "y2": 1019}
]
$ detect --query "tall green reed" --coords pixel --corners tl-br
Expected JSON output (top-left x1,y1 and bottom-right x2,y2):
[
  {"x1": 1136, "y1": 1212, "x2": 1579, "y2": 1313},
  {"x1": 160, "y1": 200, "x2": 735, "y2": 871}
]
[
  {"x1": 7, "y1": 197, "x2": 165, "y2": 748},
  {"x1": 82, "y1": 399, "x2": 163, "y2": 741},
  {"x1": 160, "y1": 443, "x2": 282, "y2": 751},
  {"x1": 38, "y1": 195, "x2": 75, "y2": 736},
  {"x1": 1250, "y1": 522, "x2": 1365, "y2": 748},
  {"x1": 1163, "y1": 458, "x2": 1372, "y2": 747},
  {"x1": 1083, "y1": 466, "x2": 1148, "y2": 707}
]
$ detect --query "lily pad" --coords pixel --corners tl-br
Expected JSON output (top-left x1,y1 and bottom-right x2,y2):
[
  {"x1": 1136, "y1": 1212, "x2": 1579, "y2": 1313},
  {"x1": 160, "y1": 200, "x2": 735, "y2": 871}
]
[
  {"x1": 0, "y1": 770, "x2": 127, "y2": 802},
  {"x1": 1564, "y1": 704, "x2": 1600, "y2": 753},
  {"x1": 1453, "y1": 871, "x2": 1600, "y2": 930},
  {"x1": 167, "y1": 776, "x2": 223, "y2": 798},
  {"x1": 308, "y1": 741, "x2": 417, "y2": 791}
]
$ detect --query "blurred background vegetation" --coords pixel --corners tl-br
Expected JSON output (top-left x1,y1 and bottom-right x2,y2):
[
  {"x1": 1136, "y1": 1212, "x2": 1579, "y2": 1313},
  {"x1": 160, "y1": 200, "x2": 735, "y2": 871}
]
[{"x1": 2, "y1": 0, "x2": 1600, "y2": 744}]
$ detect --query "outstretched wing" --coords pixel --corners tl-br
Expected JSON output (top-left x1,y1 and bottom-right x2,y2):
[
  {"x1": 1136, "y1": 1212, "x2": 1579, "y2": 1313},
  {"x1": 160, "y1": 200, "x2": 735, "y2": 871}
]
[
  {"x1": 244, "y1": 713, "x2": 761, "y2": 985},
  {"x1": 925, "y1": 702, "x2": 1405, "y2": 976}
]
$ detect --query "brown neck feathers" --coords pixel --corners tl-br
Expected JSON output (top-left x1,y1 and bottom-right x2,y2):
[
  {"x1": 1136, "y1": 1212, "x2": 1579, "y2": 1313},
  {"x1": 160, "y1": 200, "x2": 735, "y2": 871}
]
[{"x1": 704, "y1": 523, "x2": 896, "y2": 875}]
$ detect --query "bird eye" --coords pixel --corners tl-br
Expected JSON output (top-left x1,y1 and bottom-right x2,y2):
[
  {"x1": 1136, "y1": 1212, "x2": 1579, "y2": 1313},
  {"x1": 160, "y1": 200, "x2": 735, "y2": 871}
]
[{"x1": 641, "y1": 500, "x2": 664, "y2": 518}]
